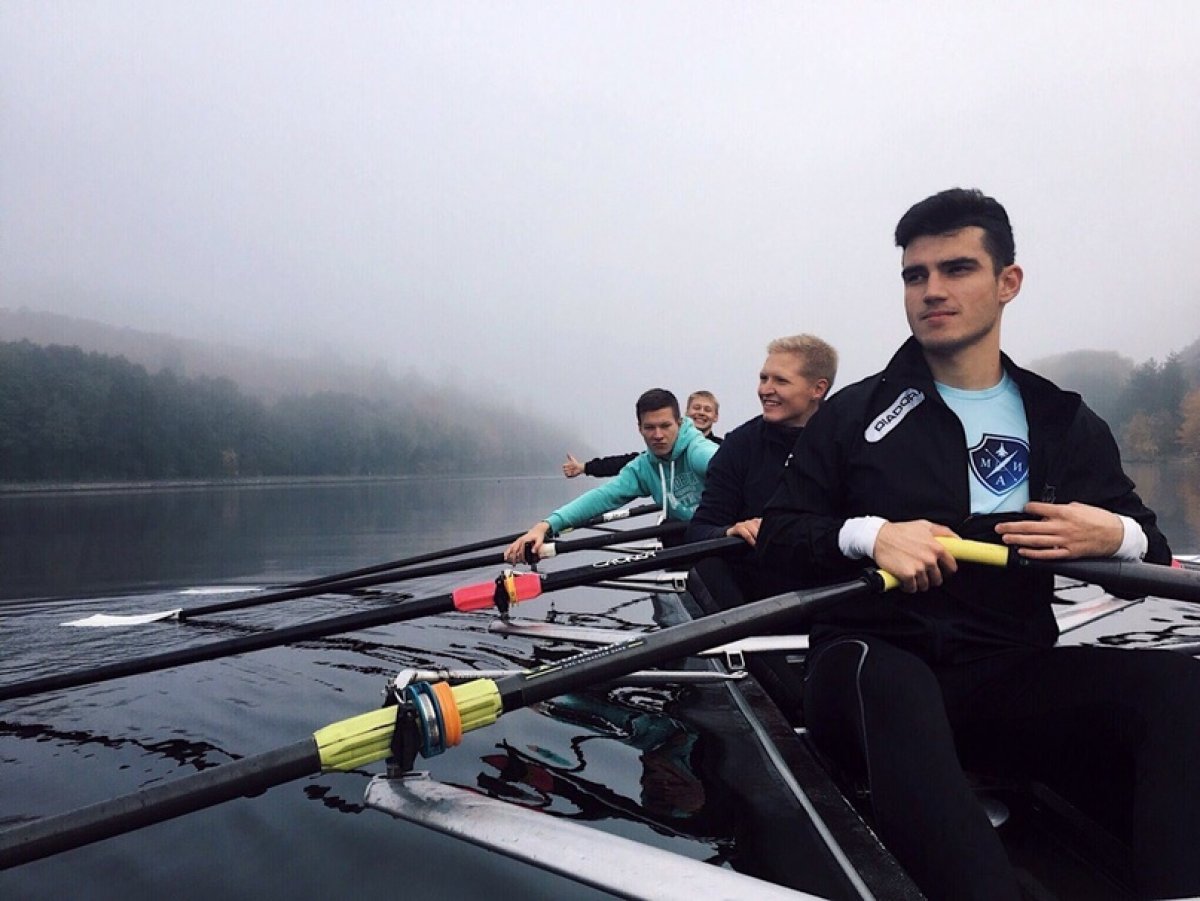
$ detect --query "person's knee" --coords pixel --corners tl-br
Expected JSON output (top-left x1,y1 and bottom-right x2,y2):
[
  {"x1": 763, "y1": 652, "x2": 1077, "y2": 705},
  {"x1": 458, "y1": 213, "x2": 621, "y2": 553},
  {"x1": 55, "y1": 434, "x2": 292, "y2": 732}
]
[
  {"x1": 860, "y1": 645, "x2": 941, "y2": 712},
  {"x1": 810, "y1": 639, "x2": 939, "y2": 711},
  {"x1": 806, "y1": 639, "x2": 943, "y2": 751}
]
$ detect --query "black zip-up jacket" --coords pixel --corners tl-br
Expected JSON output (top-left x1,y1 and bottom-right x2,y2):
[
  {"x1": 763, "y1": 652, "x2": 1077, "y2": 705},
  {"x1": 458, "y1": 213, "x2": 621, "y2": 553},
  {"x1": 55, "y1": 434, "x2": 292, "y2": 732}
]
[
  {"x1": 687, "y1": 415, "x2": 803, "y2": 601},
  {"x1": 687, "y1": 415, "x2": 801, "y2": 542},
  {"x1": 758, "y1": 338, "x2": 1170, "y2": 663}
]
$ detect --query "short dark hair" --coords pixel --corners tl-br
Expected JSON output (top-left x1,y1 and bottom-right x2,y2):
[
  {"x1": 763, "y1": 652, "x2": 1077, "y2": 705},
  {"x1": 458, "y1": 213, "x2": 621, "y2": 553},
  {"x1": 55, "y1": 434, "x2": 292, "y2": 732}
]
[
  {"x1": 894, "y1": 188, "x2": 1015, "y2": 273},
  {"x1": 636, "y1": 388, "x2": 680, "y2": 422}
]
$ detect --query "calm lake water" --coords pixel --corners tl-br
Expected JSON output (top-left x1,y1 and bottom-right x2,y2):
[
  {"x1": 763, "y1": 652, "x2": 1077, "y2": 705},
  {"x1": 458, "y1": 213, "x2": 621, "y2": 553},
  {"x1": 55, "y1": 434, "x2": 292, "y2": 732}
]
[
  {"x1": 0, "y1": 476, "x2": 682, "y2": 901},
  {"x1": 0, "y1": 464, "x2": 1197, "y2": 900}
]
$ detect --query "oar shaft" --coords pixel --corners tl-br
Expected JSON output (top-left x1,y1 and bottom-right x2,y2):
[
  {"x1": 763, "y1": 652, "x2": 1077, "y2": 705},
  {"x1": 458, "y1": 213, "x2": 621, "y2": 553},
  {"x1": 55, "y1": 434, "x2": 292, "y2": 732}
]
[
  {"x1": 287, "y1": 503, "x2": 663, "y2": 590},
  {"x1": 176, "y1": 549, "x2": 485, "y2": 619},
  {"x1": 1020, "y1": 557, "x2": 1200, "y2": 603},
  {"x1": 287, "y1": 534, "x2": 528, "y2": 589},
  {"x1": 0, "y1": 594, "x2": 453, "y2": 701},
  {"x1": 0, "y1": 739, "x2": 320, "y2": 869},
  {"x1": 1, "y1": 536, "x2": 742, "y2": 702},
  {"x1": 539, "y1": 535, "x2": 738, "y2": 593},
  {"x1": 176, "y1": 520, "x2": 684, "y2": 620},
  {"x1": 940, "y1": 537, "x2": 1200, "y2": 604},
  {"x1": 497, "y1": 575, "x2": 879, "y2": 711},
  {"x1": 391, "y1": 568, "x2": 887, "y2": 765}
]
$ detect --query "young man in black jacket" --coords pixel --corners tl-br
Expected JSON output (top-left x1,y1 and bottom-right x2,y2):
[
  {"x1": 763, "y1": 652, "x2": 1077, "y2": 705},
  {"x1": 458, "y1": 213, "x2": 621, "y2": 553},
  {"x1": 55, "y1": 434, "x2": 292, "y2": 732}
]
[
  {"x1": 684, "y1": 334, "x2": 837, "y2": 713},
  {"x1": 758, "y1": 188, "x2": 1200, "y2": 901},
  {"x1": 688, "y1": 335, "x2": 836, "y2": 549}
]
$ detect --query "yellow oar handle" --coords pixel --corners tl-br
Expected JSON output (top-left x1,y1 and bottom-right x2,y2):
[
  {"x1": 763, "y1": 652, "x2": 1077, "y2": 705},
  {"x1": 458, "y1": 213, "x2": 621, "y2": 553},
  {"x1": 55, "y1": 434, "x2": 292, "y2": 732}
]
[
  {"x1": 314, "y1": 707, "x2": 399, "y2": 772},
  {"x1": 939, "y1": 537, "x2": 1011, "y2": 567},
  {"x1": 876, "y1": 570, "x2": 900, "y2": 591},
  {"x1": 313, "y1": 678, "x2": 504, "y2": 772},
  {"x1": 876, "y1": 537, "x2": 1011, "y2": 591}
]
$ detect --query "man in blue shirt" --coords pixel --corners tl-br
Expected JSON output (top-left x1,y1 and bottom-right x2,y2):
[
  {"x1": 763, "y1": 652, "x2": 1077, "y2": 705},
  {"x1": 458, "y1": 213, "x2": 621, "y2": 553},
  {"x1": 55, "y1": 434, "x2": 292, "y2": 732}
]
[{"x1": 759, "y1": 188, "x2": 1199, "y2": 900}]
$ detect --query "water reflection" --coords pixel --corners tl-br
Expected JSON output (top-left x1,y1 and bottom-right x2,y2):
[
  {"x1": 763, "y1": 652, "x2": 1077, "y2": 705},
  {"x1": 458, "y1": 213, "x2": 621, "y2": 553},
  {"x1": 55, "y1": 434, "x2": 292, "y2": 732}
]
[
  {"x1": 0, "y1": 718, "x2": 235, "y2": 776},
  {"x1": 0, "y1": 476, "x2": 586, "y2": 601},
  {"x1": 1125, "y1": 459, "x2": 1200, "y2": 553},
  {"x1": 491, "y1": 688, "x2": 708, "y2": 822}
]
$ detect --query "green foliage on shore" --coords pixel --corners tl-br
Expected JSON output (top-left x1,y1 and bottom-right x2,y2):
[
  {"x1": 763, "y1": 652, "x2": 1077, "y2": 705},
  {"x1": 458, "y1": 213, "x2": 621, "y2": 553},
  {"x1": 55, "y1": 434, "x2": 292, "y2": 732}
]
[
  {"x1": 1032, "y1": 346, "x2": 1200, "y2": 460},
  {"x1": 0, "y1": 341, "x2": 568, "y2": 482}
]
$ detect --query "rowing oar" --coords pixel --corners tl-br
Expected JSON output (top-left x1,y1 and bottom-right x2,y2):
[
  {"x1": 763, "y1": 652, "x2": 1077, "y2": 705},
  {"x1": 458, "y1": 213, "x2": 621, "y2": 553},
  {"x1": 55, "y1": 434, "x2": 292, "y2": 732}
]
[
  {"x1": 0, "y1": 531, "x2": 731, "y2": 703},
  {"x1": 65, "y1": 519, "x2": 686, "y2": 627},
  {"x1": 284, "y1": 502, "x2": 663, "y2": 591},
  {"x1": 6, "y1": 542, "x2": 1197, "y2": 866},
  {"x1": 7, "y1": 538, "x2": 1193, "y2": 866},
  {"x1": 1017, "y1": 555, "x2": 1200, "y2": 603},
  {"x1": 953, "y1": 541, "x2": 1200, "y2": 604},
  {"x1": 0, "y1": 533, "x2": 877, "y2": 869}
]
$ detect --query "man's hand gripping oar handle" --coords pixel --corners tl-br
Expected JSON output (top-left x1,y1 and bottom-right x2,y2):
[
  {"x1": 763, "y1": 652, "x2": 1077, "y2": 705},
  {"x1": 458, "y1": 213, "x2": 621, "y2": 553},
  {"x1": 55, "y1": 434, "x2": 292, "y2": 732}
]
[{"x1": 869, "y1": 537, "x2": 1010, "y2": 591}]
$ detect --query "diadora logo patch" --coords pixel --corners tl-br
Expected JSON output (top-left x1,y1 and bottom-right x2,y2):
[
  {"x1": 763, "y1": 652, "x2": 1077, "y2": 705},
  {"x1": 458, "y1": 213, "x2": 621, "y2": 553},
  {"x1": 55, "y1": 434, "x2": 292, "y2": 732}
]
[
  {"x1": 969, "y1": 433, "x2": 1030, "y2": 496},
  {"x1": 865, "y1": 388, "x2": 925, "y2": 443}
]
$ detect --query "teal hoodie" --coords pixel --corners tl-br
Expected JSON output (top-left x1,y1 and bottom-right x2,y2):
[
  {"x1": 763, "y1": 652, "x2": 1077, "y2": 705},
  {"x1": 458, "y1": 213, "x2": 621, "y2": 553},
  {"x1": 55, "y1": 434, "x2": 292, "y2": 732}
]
[{"x1": 546, "y1": 418, "x2": 718, "y2": 534}]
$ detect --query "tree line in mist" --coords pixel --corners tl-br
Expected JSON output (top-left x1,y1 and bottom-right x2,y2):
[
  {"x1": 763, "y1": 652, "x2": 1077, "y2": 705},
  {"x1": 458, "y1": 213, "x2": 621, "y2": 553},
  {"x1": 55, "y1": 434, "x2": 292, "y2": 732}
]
[
  {"x1": 0, "y1": 341, "x2": 565, "y2": 482},
  {"x1": 3, "y1": 337, "x2": 1198, "y2": 486},
  {"x1": 1034, "y1": 347, "x2": 1200, "y2": 460}
]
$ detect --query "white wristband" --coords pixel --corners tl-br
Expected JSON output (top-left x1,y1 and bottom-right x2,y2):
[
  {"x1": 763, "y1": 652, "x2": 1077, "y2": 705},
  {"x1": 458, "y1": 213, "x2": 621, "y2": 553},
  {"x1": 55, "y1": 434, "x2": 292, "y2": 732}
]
[
  {"x1": 838, "y1": 516, "x2": 888, "y2": 560},
  {"x1": 1114, "y1": 515, "x2": 1148, "y2": 561}
]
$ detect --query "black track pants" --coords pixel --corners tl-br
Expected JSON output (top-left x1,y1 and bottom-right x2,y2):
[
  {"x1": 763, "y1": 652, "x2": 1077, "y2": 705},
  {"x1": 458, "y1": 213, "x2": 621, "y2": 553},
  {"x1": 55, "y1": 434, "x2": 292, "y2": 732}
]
[{"x1": 804, "y1": 638, "x2": 1200, "y2": 901}]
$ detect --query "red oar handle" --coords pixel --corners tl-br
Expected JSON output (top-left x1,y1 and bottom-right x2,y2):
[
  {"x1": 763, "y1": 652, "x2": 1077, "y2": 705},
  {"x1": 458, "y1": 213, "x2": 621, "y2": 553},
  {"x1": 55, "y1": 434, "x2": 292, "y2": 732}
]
[{"x1": 452, "y1": 572, "x2": 543, "y2": 612}]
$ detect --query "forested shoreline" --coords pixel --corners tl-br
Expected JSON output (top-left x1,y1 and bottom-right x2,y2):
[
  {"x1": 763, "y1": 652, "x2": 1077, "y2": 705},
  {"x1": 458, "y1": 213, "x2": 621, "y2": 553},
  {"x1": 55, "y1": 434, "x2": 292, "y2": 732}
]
[
  {"x1": 0, "y1": 341, "x2": 567, "y2": 482},
  {"x1": 1032, "y1": 349, "x2": 1200, "y2": 461},
  {"x1": 3, "y1": 337, "x2": 1198, "y2": 486}
]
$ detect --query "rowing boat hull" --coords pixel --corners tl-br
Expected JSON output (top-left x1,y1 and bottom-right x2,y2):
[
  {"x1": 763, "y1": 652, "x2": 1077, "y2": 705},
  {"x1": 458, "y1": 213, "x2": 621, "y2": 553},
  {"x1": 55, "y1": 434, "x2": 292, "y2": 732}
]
[
  {"x1": 364, "y1": 576, "x2": 1183, "y2": 899},
  {"x1": 365, "y1": 587, "x2": 924, "y2": 899}
]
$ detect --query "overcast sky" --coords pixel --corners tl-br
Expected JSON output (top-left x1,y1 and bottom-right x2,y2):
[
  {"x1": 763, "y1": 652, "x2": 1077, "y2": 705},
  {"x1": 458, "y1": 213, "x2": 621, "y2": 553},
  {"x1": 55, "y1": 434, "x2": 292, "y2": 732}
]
[{"x1": 2, "y1": 2, "x2": 1198, "y2": 450}]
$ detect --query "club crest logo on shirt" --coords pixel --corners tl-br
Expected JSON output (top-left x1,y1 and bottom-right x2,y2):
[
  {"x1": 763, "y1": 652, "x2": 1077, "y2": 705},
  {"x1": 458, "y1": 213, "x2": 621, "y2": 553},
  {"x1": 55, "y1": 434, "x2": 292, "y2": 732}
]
[{"x1": 969, "y1": 433, "x2": 1030, "y2": 496}]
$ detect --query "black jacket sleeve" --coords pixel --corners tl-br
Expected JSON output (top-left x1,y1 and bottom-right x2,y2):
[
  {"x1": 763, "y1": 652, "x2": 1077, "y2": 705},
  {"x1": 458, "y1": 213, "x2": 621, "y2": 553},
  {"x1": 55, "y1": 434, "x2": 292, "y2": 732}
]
[
  {"x1": 584, "y1": 452, "x2": 640, "y2": 478},
  {"x1": 757, "y1": 398, "x2": 861, "y2": 587},
  {"x1": 686, "y1": 441, "x2": 742, "y2": 542}
]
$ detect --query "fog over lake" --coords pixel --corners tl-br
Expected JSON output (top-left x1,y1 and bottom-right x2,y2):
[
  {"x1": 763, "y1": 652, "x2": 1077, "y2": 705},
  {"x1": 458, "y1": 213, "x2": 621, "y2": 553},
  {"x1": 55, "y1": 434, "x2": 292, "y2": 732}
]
[{"x1": 2, "y1": 2, "x2": 1198, "y2": 448}]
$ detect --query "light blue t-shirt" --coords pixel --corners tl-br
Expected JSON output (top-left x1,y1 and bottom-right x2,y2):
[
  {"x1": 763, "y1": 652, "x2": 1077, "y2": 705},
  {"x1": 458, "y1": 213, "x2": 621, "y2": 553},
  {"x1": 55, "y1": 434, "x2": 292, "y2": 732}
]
[{"x1": 936, "y1": 373, "x2": 1030, "y2": 515}]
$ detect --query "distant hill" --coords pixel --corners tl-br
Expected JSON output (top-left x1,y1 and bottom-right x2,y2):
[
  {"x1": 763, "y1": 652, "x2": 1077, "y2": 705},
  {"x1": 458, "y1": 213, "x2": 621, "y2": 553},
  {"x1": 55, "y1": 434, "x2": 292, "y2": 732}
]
[
  {"x1": 1031, "y1": 343, "x2": 1200, "y2": 460},
  {"x1": 0, "y1": 307, "x2": 586, "y2": 479},
  {"x1": 0, "y1": 306, "x2": 420, "y2": 401},
  {"x1": 1028, "y1": 349, "x2": 1135, "y2": 424}
]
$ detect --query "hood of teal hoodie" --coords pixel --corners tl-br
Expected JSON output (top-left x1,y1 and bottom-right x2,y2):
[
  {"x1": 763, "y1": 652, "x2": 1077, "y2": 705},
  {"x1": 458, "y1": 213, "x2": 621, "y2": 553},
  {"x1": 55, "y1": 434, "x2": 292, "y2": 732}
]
[{"x1": 661, "y1": 416, "x2": 707, "y2": 462}]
